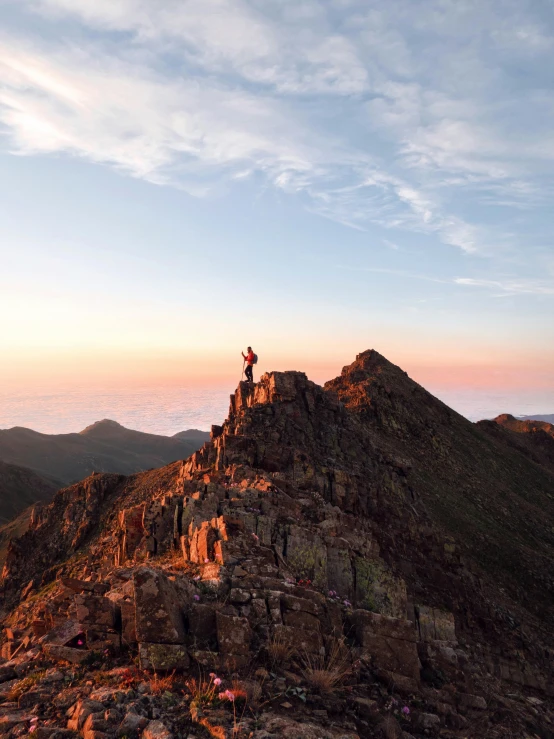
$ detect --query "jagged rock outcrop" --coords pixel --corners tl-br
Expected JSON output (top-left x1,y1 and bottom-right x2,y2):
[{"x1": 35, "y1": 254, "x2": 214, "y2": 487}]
[{"x1": 0, "y1": 351, "x2": 553, "y2": 738}]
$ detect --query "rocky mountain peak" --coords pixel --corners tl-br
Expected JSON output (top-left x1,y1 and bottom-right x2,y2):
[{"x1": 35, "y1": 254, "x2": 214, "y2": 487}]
[
  {"x1": 493, "y1": 413, "x2": 517, "y2": 423},
  {"x1": 0, "y1": 353, "x2": 553, "y2": 738}
]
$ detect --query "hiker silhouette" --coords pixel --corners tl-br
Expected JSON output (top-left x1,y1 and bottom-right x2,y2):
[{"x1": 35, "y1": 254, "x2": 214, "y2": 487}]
[{"x1": 241, "y1": 347, "x2": 257, "y2": 383}]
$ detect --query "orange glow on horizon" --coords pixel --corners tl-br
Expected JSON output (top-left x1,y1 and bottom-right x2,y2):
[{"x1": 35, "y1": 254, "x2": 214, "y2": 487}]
[{"x1": 1, "y1": 343, "x2": 553, "y2": 394}]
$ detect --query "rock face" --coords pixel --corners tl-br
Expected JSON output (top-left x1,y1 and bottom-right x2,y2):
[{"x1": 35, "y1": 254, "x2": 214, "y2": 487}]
[
  {"x1": 134, "y1": 567, "x2": 188, "y2": 644},
  {"x1": 0, "y1": 350, "x2": 553, "y2": 739}
]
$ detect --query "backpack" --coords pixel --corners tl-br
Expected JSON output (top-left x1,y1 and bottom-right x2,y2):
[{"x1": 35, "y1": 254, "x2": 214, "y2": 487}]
[{"x1": 252, "y1": 353, "x2": 258, "y2": 365}]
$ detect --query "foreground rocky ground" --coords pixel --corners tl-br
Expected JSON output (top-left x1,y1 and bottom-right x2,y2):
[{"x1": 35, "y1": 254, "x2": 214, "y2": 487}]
[{"x1": 0, "y1": 351, "x2": 553, "y2": 738}]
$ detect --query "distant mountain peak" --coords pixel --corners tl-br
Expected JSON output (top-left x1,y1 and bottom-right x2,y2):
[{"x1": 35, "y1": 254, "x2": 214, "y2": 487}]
[
  {"x1": 172, "y1": 429, "x2": 211, "y2": 440},
  {"x1": 79, "y1": 419, "x2": 124, "y2": 434},
  {"x1": 494, "y1": 413, "x2": 517, "y2": 423}
]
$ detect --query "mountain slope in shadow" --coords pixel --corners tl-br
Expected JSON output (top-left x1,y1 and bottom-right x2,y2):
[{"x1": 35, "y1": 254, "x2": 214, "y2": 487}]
[
  {"x1": 0, "y1": 420, "x2": 210, "y2": 485},
  {"x1": 477, "y1": 413, "x2": 554, "y2": 476},
  {"x1": 0, "y1": 460, "x2": 60, "y2": 525}
]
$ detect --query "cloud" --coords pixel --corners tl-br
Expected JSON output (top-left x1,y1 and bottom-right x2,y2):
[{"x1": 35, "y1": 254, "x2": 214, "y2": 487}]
[
  {"x1": 334, "y1": 264, "x2": 554, "y2": 297},
  {"x1": 454, "y1": 278, "x2": 554, "y2": 296},
  {"x1": 0, "y1": 39, "x2": 324, "y2": 189},
  {"x1": 0, "y1": 0, "x2": 552, "y2": 268},
  {"x1": 30, "y1": 0, "x2": 369, "y2": 94},
  {"x1": 0, "y1": 31, "x2": 482, "y2": 251}
]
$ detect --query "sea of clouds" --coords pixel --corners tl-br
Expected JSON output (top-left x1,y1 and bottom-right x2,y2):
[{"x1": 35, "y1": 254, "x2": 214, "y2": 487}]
[{"x1": 0, "y1": 384, "x2": 552, "y2": 435}]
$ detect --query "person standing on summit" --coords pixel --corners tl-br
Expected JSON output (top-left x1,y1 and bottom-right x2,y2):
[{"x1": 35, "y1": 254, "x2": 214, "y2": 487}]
[{"x1": 242, "y1": 346, "x2": 257, "y2": 383}]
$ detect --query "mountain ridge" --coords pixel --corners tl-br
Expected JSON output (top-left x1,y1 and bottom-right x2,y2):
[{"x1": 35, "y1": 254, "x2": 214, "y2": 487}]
[
  {"x1": 477, "y1": 413, "x2": 554, "y2": 476},
  {"x1": 519, "y1": 413, "x2": 554, "y2": 424},
  {"x1": 1, "y1": 350, "x2": 553, "y2": 738},
  {"x1": 0, "y1": 421, "x2": 210, "y2": 485}
]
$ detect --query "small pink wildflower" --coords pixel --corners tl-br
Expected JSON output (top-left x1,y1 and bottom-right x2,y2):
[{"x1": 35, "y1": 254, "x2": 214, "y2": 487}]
[
  {"x1": 402, "y1": 706, "x2": 410, "y2": 715},
  {"x1": 252, "y1": 533, "x2": 259, "y2": 541},
  {"x1": 225, "y1": 690, "x2": 235, "y2": 701},
  {"x1": 204, "y1": 557, "x2": 209, "y2": 563},
  {"x1": 77, "y1": 639, "x2": 84, "y2": 646},
  {"x1": 193, "y1": 575, "x2": 201, "y2": 581},
  {"x1": 214, "y1": 677, "x2": 222, "y2": 686},
  {"x1": 193, "y1": 594, "x2": 200, "y2": 601},
  {"x1": 343, "y1": 599, "x2": 351, "y2": 607},
  {"x1": 209, "y1": 672, "x2": 216, "y2": 678}
]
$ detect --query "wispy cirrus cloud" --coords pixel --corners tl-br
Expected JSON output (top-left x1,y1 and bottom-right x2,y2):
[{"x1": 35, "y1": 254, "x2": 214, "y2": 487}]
[
  {"x1": 0, "y1": 0, "x2": 553, "y2": 276},
  {"x1": 0, "y1": 29, "x2": 479, "y2": 250},
  {"x1": 454, "y1": 278, "x2": 554, "y2": 296},
  {"x1": 335, "y1": 264, "x2": 554, "y2": 298},
  {"x1": 30, "y1": 0, "x2": 370, "y2": 95},
  {"x1": 0, "y1": 39, "x2": 324, "y2": 188}
]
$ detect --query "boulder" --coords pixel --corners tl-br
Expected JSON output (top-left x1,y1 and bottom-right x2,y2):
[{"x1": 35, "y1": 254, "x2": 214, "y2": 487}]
[
  {"x1": 41, "y1": 619, "x2": 84, "y2": 647},
  {"x1": 0, "y1": 712, "x2": 35, "y2": 733},
  {"x1": 414, "y1": 713, "x2": 440, "y2": 734},
  {"x1": 280, "y1": 593, "x2": 319, "y2": 614},
  {"x1": 352, "y1": 610, "x2": 416, "y2": 643},
  {"x1": 216, "y1": 612, "x2": 252, "y2": 654},
  {"x1": 457, "y1": 693, "x2": 487, "y2": 711},
  {"x1": 18, "y1": 688, "x2": 52, "y2": 708},
  {"x1": 75, "y1": 594, "x2": 118, "y2": 629},
  {"x1": 138, "y1": 643, "x2": 190, "y2": 671},
  {"x1": 143, "y1": 720, "x2": 173, "y2": 738},
  {"x1": 352, "y1": 611, "x2": 419, "y2": 681},
  {"x1": 134, "y1": 567, "x2": 186, "y2": 644},
  {"x1": 67, "y1": 699, "x2": 106, "y2": 731},
  {"x1": 43, "y1": 644, "x2": 90, "y2": 664},
  {"x1": 82, "y1": 711, "x2": 109, "y2": 733},
  {"x1": 272, "y1": 624, "x2": 322, "y2": 654},
  {"x1": 351, "y1": 696, "x2": 379, "y2": 718},
  {"x1": 282, "y1": 610, "x2": 320, "y2": 631},
  {"x1": 117, "y1": 711, "x2": 148, "y2": 736},
  {"x1": 0, "y1": 664, "x2": 16, "y2": 683}
]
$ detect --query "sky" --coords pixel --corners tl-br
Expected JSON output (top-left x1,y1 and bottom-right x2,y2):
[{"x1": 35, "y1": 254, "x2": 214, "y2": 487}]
[{"x1": 1, "y1": 0, "x2": 553, "y2": 421}]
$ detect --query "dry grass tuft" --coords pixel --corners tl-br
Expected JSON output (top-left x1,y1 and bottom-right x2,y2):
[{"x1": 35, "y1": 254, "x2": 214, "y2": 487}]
[
  {"x1": 229, "y1": 686, "x2": 249, "y2": 702},
  {"x1": 149, "y1": 670, "x2": 176, "y2": 694},
  {"x1": 231, "y1": 678, "x2": 263, "y2": 705},
  {"x1": 267, "y1": 632, "x2": 296, "y2": 666},
  {"x1": 300, "y1": 639, "x2": 352, "y2": 694},
  {"x1": 186, "y1": 676, "x2": 219, "y2": 705},
  {"x1": 7, "y1": 672, "x2": 45, "y2": 701},
  {"x1": 199, "y1": 717, "x2": 226, "y2": 739}
]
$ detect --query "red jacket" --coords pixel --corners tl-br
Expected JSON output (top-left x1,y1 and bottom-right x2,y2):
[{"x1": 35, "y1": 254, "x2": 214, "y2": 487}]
[{"x1": 244, "y1": 351, "x2": 254, "y2": 365}]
